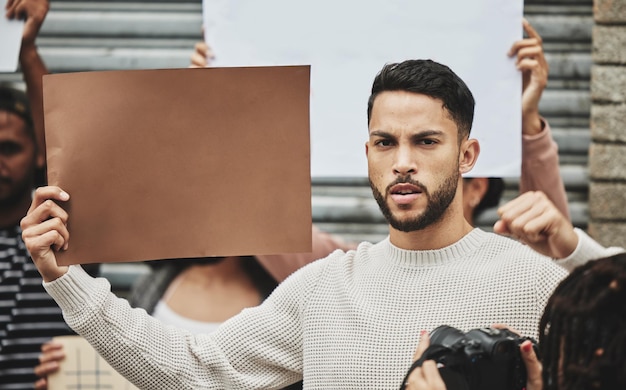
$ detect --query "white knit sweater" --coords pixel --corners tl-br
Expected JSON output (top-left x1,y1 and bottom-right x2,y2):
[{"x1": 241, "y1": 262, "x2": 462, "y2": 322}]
[{"x1": 44, "y1": 228, "x2": 621, "y2": 389}]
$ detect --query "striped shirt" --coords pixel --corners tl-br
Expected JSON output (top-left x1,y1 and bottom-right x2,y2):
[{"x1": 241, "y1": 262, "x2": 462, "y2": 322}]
[{"x1": 0, "y1": 225, "x2": 73, "y2": 390}]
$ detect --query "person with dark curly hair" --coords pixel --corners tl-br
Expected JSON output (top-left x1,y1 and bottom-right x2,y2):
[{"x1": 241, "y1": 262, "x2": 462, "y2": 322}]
[{"x1": 536, "y1": 252, "x2": 626, "y2": 390}]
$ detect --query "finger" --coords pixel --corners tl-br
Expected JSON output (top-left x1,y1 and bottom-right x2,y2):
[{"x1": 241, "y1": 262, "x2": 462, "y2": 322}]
[
  {"x1": 516, "y1": 58, "x2": 542, "y2": 75},
  {"x1": 24, "y1": 199, "x2": 69, "y2": 228},
  {"x1": 515, "y1": 48, "x2": 545, "y2": 71},
  {"x1": 413, "y1": 330, "x2": 430, "y2": 360},
  {"x1": 41, "y1": 341, "x2": 64, "y2": 353},
  {"x1": 493, "y1": 220, "x2": 511, "y2": 236},
  {"x1": 197, "y1": 41, "x2": 216, "y2": 63},
  {"x1": 190, "y1": 52, "x2": 208, "y2": 68},
  {"x1": 515, "y1": 45, "x2": 543, "y2": 61},
  {"x1": 496, "y1": 192, "x2": 543, "y2": 237},
  {"x1": 195, "y1": 41, "x2": 208, "y2": 54},
  {"x1": 516, "y1": 58, "x2": 548, "y2": 78},
  {"x1": 21, "y1": 190, "x2": 70, "y2": 238},
  {"x1": 13, "y1": 1, "x2": 26, "y2": 18},
  {"x1": 34, "y1": 360, "x2": 61, "y2": 377},
  {"x1": 5, "y1": 0, "x2": 18, "y2": 17},
  {"x1": 39, "y1": 347, "x2": 66, "y2": 364},
  {"x1": 497, "y1": 192, "x2": 537, "y2": 221},
  {"x1": 523, "y1": 18, "x2": 542, "y2": 42},
  {"x1": 28, "y1": 186, "x2": 70, "y2": 215},
  {"x1": 405, "y1": 366, "x2": 426, "y2": 390},
  {"x1": 515, "y1": 211, "x2": 560, "y2": 244},
  {"x1": 421, "y1": 360, "x2": 446, "y2": 389},
  {"x1": 23, "y1": 218, "x2": 70, "y2": 252},
  {"x1": 501, "y1": 193, "x2": 554, "y2": 231},
  {"x1": 520, "y1": 340, "x2": 543, "y2": 390},
  {"x1": 491, "y1": 323, "x2": 521, "y2": 335},
  {"x1": 190, "y1": 41, "x2": 212, "y2": 67},
  {"x1": 21, "y1": 200, "x2": 70, "y2": 249},
  {"x1": 504, "y1": 203, "x2": 546, "y2": 238},
  {"x1": 34, "y1": 378, "x2": 48, "y2": 390},
  {"x1": 508, "y1": 37, "x2": 539, "y2": 57},
  {"x1": 501, "y1": 191, "x2": 547, "y2": 215}
]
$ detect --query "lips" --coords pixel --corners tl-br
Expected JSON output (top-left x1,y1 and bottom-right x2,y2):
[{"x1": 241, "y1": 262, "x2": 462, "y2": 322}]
[
  {"x1": 389, "y1": 183, "x2": 424, "y2": 205},
  {"x1": 390, "y1": 183, "x2": 423, "y2": 195}
]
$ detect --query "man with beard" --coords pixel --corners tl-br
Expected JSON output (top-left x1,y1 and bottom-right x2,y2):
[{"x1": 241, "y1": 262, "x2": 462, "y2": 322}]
[
  {"x1": 0, "y1": 89, "x2": 73, "y2": 388},
  {"x1": 19, "y1": 59, "x2": 623, "y2": 389},
  {"x1": 1, "y1": 1, "x2": 82, "y2": 388}
]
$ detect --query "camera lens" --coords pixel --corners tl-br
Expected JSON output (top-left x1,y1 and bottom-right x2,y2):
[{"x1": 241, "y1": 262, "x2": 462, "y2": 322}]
[{"x1": 429, "y1": 325, "x2": 467, "y2": 349}]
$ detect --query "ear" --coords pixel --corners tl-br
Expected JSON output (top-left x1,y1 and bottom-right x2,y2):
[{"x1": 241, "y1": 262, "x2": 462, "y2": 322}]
[
  {"x1": 466, "y1": 177, "x2": 489, "y2": 207},
  {"x1": 459, "y1": 138, "x2": 479, "y2": 174},
  {"x1": 365, "y1": 141, "x2": 370, "y2": 158}
]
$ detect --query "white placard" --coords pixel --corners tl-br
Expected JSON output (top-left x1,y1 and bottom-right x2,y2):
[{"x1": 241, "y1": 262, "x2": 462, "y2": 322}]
[
  {"x1": 0, "y1": 0, "x2": 24, "y2": 73},
  {"x1": 203, "y1": 0, "x2": 523, "y2": 178}
]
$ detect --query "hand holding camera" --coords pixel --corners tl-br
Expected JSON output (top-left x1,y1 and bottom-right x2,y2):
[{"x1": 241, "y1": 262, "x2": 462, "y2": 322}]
[{"x1": 400, "y1": 325, "x2": 540, "y2": 390}]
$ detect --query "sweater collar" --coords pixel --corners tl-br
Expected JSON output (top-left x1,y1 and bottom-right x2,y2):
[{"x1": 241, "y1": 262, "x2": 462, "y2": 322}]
[{"x1": 379, "y1": 228, "x2": 489, "y2": 267}]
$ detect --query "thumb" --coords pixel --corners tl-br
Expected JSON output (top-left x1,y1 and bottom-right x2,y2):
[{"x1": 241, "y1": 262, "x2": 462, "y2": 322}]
[
  {"x1": 520, "y1": 340, "x2": 543, "y2": 390},
  {"x1": 493, "y1": 220, "x2": 510, "y2": 235},
  {"x1": 413, "y1": 330, "x2": 430, "y2": 360}
]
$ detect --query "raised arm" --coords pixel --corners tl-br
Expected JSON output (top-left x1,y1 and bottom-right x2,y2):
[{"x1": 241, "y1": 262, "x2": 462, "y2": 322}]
[
  {"x1": 509, "y1": 19, "x2": 570, "y2": 219},
  {"x1": 20, "y1": 185, "x2": 318, "y2": 388},
  {"x1": 6, "y1": 0, "x2": 50, "y2": 168}
]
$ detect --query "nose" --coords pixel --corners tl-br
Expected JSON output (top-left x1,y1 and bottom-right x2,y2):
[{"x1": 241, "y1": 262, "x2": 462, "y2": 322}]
[{"x1": 392, "y1": 145, "x2": 416, "y2": 176}]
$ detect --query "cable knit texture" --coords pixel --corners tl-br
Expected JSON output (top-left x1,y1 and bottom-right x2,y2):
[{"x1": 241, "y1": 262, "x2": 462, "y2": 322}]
[{"x1": 43, "y1": 228, "x2": 622, "y2": 389}]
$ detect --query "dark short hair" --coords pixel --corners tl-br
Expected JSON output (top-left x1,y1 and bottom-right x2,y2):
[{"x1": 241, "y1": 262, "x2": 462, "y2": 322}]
[
  {"x1": 0, "y1": 85, "x2": 35, "y2": 141},
  {"x1": 367, "y1": 59, "x2": 475, "y2": 139}
]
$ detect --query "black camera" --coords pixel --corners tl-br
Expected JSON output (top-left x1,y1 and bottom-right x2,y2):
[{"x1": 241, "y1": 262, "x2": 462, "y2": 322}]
[{"x1": 400, "y1": 325, "x2": 538, "y2": 390}]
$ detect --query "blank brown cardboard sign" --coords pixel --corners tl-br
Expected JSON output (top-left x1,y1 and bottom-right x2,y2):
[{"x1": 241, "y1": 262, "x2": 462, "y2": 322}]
[{"x1": 43, "y1": 66, "x2": 312, "y2": 265}]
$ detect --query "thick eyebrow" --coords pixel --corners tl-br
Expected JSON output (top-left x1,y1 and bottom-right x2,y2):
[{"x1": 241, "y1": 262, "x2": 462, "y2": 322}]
[
  {"x1": 369, "y1": 129, "x2": 445, "y2": 139},
  {"x1": 369, "y1": 130, "x2": 394, "y2": 138},
  {"x1": 410, "y1": 130, "x2": 445, "y2": 141}
]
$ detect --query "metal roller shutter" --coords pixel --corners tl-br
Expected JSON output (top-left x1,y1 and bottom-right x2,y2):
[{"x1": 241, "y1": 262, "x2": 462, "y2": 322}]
[{"x1": 0, "y1": 0, "x2": 593, "y2": 246}]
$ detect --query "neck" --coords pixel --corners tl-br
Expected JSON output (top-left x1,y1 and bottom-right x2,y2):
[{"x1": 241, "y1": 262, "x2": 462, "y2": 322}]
[
  {"x1": 166, "y1": 256, "x2": 262, "y2": 322},
  {"x1": 388, "y1": 194, "x2": 474, "y2": 251},
  {"x1": 185, "y1": 256, "x2": 253, "y2": 284},
  {"x1": 0, "y1": 194, "x2": 31, "y2": 229}
]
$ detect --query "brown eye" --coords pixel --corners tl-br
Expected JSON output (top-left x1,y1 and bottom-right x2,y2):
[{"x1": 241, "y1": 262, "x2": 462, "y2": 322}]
[
  {"x1": 375, "y1": 139, "x2": 393, "y2": 147},
  {"x1": 0, "y1": 142, "x2": 23, "y2": 156}
]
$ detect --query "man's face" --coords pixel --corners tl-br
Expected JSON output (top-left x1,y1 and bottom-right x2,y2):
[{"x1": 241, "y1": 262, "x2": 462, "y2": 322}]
[
  {"x1": 366, "y1": 91, "x2": 462, "y2": 232},
  {"x1": 0, "y1": 111, "x2": 37, "y2": 208}
]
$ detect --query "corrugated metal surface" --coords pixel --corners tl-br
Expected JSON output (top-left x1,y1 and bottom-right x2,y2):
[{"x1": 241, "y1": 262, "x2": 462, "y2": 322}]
[{"x1": 0, "y1": 0, "x2": 592, "y2": 248}]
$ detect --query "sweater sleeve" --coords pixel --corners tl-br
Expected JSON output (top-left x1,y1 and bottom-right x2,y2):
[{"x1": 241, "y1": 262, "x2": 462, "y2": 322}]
[
  {"x1": 255, "y1": 224, "x2": 357, "y2": 282},
  {"x1": 520, "y1": 118, "x2": 570, "y2": 220},
  {"x1": 554, "y1": 228, "x2": 625, "y2": 272},
  {"x1": 43, "y1": 260, "x2": 329, "y2": 389}
]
